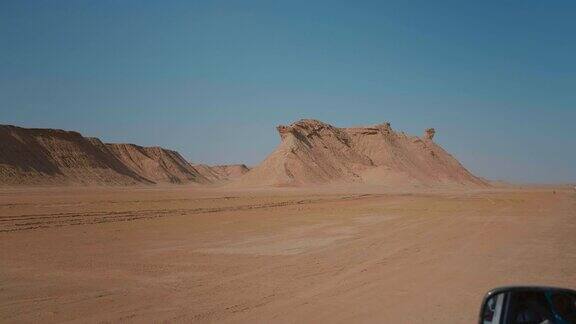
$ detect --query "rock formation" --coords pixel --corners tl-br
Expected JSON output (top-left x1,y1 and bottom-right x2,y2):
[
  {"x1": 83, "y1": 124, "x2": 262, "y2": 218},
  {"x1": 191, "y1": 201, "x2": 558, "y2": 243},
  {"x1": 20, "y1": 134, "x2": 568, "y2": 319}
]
[
  {"x1": 0, "y1": 121, "x2": 486, "y2": 188},
  {"x1": 105, "y1": 143, "x2": 209, "y2": 184},
  {"x1": 0, "y1": 125, "x2": 218, "y2": 186},
  {"x1": 210, "y1": 164, "x2": 250, "y2": 180},
  {"x1": 239, "y1": 119, "x2": 487, "y2": 187},
  {"x1": 192, "y1": 163, "x2": 250, "y2": 182},
  {"x1": 424, "y1": 128, "x2": 436, "y2": 140},
  {"x1": 0, "y1": 125, "x2": 144, "y2": 186}
]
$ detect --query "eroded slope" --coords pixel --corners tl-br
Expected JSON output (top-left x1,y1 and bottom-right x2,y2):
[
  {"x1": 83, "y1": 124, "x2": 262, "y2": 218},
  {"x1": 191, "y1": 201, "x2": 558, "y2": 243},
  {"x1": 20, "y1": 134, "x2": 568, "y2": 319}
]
[{"x1": 240, "y1": 119, "x2": 486, "y2": 187}]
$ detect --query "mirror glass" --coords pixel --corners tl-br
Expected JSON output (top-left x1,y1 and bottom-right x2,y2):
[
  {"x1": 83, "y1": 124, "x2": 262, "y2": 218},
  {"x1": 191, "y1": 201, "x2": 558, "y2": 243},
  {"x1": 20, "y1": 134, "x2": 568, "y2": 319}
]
[{"x1": 481, "y1": 287, "x2": 576, "y2": 324}]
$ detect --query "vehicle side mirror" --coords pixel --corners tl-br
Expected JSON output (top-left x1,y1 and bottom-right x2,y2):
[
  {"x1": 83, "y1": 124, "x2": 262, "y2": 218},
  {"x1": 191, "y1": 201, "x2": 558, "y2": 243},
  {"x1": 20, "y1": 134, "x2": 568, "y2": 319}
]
[{"x1": 480, "y1": 286, "x2": 576, "y2": 324}]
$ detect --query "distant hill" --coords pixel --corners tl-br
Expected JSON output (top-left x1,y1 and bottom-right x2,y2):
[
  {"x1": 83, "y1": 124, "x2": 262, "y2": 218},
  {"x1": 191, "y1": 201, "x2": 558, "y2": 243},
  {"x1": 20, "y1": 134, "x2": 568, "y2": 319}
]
[
  {"x1": 104, "y1": 143, "x2": 210, "y2": 184},
  {"x1": 0, "y1": 121, "x2": 486, "y2": 187},
  {"x1": 238, "y1": 119, "x2": 487, "y2": 187},
  {"x1": 0, "y1": 125, "x2": 243, "y2": 186},
  {"x1": 210, "y1": 164, "x2": 251, "y2": 180}
]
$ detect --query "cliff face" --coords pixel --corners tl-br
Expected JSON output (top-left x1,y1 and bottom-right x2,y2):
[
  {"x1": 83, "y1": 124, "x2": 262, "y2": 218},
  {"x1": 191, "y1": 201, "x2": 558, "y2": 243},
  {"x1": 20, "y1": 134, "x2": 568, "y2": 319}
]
[
  {"x1": 0, "y1": 125, "x2": 142, "y2": 185},
  {"x1": 0, "y1": 125, "x2": 207, "y2": 186},
  {"x1": 239, "y1": 119, "x2": 487, "y2": 187}
]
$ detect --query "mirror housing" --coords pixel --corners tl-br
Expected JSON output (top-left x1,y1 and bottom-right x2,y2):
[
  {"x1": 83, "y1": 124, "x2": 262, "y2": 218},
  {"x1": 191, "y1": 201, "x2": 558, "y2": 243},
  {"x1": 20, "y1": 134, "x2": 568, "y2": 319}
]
[{"x1": 480, "y1": 286, "x2": 576, "y2": 324}]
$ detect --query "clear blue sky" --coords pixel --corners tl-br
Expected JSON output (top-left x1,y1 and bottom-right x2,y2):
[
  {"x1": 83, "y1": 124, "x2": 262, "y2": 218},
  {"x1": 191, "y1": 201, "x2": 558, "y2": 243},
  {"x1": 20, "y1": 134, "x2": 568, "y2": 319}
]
[{"x1": 1, "y1": 1, "x2": 575, "y2": 183}]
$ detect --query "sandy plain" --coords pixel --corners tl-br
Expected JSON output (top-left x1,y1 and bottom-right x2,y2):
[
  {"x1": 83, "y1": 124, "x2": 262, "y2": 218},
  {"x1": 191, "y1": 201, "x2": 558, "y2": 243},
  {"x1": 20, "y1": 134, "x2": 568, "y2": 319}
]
[{"x1": 1, "y1": 185, "x2": 575, "y2": 323}]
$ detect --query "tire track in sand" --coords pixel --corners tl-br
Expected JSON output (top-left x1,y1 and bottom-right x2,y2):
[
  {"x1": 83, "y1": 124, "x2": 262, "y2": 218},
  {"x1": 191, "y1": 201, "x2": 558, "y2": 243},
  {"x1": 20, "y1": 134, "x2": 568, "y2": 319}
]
[{"x1": 0, "y1": 194, "x2": 376, "y2": 232}]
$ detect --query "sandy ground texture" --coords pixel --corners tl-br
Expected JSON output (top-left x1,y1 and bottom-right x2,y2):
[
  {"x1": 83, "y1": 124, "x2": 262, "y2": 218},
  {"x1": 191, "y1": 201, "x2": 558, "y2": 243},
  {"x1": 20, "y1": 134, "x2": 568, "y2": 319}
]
[{"x1": 1, "y1": 186, "x2": 575, "y2": 323}]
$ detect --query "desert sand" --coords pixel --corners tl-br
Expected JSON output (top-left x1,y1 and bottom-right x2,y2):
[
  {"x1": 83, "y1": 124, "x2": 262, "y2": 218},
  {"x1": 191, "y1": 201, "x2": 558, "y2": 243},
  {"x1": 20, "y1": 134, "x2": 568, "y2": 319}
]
[{"x1": 1, "y1": 185, "x2": 575, "y2": 323}]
